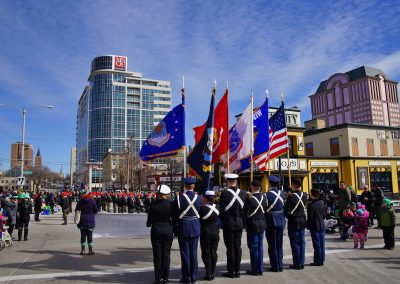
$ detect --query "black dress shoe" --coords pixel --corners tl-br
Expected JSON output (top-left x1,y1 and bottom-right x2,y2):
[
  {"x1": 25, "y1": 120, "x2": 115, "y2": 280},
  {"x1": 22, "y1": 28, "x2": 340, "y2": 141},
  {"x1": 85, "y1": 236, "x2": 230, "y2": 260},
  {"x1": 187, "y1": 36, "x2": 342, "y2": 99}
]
[
  {"x1": 259, "y1": 271, "x2": 263, "y2": 276},
  {"x1": 203, "y1": 275, "x2": 212, "y2": 281},
  {"x1": 246, "y1": 270, "x2": 258, "y2": 276},
  {"x1": 268, "y1": 268, "x2": 279, "y2": 272},
  {"x1": 289, "y1": 265, "x2": 301, "y2": 270},
  {"x1": 223, "y1": 272, "x2": 235, "y2": 278},
  {"x1": 235, "y1": 272, "x2": 240, "y2": 278},
  {"x1": 310, "y1": 263, "x2": 321, "y2": 266},
  {"x1": 162, "y1": 279, "x2": 169, "y2": 284},
  {"x1": 211, "y1": 274, "x2": 215, "y2": 280},
  {"x1": 300, "y1": 265, "x2": 304, "y2": 270},
  {"x1": 179, "y1": 278, "x2": 190, "y2": 283}
]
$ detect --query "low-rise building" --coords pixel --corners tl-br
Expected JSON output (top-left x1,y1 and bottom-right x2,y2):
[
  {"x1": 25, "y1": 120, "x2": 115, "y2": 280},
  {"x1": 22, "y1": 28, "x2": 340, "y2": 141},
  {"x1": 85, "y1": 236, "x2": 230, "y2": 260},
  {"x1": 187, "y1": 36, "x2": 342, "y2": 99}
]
[{"x1": 304, "y1": 121, "x2": 400, "y2": 194}]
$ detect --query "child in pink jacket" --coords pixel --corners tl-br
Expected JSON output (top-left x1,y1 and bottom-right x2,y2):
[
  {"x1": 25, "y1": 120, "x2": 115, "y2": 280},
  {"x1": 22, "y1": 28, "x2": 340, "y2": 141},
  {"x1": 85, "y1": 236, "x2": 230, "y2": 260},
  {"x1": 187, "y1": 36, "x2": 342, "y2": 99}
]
[{"x1": 353, "y1": 209, "x2": 369, "y2": 249}]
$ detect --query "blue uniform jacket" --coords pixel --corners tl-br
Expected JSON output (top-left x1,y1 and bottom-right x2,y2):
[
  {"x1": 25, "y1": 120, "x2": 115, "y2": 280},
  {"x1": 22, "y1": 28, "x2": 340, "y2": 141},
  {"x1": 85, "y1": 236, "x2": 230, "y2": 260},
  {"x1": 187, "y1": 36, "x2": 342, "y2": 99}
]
[
  {"x1": 174, "y1": 191, "x2": 202, "y2": 238},
  {"x1": 265, "y1": 188, "x2": 286, "y2": 229}
]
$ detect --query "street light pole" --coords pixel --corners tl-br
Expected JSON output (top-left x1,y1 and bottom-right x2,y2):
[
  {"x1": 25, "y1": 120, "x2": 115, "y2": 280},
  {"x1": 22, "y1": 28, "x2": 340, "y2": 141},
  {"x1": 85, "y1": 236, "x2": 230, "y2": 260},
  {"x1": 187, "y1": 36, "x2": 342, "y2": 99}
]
[
  {"x1": 0, "y1": 104, "x2": 53, "y2": 191},
  {"x1": 20, "y1": 109, "x2": 26, "y2": 184}
]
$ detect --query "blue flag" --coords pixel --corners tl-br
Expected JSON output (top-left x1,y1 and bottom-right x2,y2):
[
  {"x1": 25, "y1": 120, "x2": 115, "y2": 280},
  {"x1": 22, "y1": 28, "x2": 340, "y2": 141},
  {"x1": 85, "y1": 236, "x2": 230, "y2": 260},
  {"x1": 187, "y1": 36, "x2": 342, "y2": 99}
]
[
  {"x1": 188, "y1": 87, "x2": 215, "y2": 192},
  {"x1": 140, "y1": 89, "x2": 185, "y2": 161},
  {"x1": 237, "y1": 97, "x2": 270, "y2": 172}
]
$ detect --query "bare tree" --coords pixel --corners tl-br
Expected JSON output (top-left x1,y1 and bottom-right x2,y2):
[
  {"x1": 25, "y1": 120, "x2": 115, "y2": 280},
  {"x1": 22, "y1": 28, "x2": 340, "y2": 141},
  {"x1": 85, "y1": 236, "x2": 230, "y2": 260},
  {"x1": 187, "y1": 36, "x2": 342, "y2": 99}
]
[
  {"x1": 114, "y1": 155, "x2": 128, "y2": 189},
  {"x1": 30, "y1": 166, "x2": 62, "y2": 192},
  {"x1": 131, "y1": 155, "x2": 156, "y2": 191}
]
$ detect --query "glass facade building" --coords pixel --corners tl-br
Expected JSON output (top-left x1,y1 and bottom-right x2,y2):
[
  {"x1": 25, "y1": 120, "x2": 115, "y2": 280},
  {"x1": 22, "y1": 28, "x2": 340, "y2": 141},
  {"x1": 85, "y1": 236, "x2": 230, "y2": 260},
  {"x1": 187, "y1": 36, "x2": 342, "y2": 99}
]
[{"x1": 76, "y1": 55, "x2": 172, "y2": 187}]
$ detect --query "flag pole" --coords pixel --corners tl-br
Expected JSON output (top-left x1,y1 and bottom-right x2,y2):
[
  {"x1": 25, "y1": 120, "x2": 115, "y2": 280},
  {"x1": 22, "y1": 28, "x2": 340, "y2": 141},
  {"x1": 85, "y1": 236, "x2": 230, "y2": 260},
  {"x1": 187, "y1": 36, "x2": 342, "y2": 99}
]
[
  {"x1": 182, "y1": 75, "x2": 187, "y2": 178},
  {"x1": 281, "y1": 92, "x2": 292, "y2": 188},
  {"x1": 265, "y1": 90, "x2": 271, "y2": 191},
  {"x1": 226, "y1": 82, "x2": 230, "y2": 174},
  {"x1": 250, "y1": 93, "x2": 254, "y2": 182}
]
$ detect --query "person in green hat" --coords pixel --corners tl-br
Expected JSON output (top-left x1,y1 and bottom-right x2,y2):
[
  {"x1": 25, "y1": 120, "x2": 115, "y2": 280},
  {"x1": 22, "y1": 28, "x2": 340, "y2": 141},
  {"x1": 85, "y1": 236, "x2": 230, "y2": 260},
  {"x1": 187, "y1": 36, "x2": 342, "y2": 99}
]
[
  {"x1": 17, "y1": 193, "x2": 32, "y2": 241},
  {"x1": 380, "y1": 198, "x2": 396, "y2": 250}
]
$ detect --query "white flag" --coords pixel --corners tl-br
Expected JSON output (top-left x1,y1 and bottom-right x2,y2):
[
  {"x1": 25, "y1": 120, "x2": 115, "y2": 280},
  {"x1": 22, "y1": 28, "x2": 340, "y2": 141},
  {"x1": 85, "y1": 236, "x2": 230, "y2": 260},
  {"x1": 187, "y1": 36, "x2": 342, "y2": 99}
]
[{"x1": 225, "y1": 97, "x2": 254, "y2": 172}]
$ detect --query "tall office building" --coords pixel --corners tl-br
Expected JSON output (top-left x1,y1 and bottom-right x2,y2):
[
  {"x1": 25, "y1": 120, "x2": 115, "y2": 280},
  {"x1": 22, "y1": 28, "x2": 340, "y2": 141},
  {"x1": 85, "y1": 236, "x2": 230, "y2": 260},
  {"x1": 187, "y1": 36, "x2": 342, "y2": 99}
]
[
  {"x1": 76, "y1": 55, "x2": 172, "y2": 186},
  {"x1": 10, "y1": 143, "x2": 34, "y2": 169},
  {"x1": 310, "y1": 66, "x2": 400, "y2": 127},
  {"x1": 70, "y1": 147, "x2": 76, "y2": 187}
]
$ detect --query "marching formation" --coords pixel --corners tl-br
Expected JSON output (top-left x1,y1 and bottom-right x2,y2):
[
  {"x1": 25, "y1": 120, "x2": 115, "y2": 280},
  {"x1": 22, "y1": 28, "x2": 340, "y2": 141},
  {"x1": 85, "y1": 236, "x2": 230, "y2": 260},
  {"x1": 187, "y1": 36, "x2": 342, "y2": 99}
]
[{"x1": 146, "y1": 174, "x2": 324, "y2": 284}]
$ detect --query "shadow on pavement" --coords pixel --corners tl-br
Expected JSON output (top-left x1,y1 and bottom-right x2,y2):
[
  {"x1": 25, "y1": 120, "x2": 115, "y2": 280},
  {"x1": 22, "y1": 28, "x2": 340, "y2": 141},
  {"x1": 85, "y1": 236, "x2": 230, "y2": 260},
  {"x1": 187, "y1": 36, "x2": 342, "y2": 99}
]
[
  {"x1": 340, "y1": 256, "x2": 400, "y2": 270},
  {"x1": 2, "y1": 248, "x2": 157, "y2": 272}
]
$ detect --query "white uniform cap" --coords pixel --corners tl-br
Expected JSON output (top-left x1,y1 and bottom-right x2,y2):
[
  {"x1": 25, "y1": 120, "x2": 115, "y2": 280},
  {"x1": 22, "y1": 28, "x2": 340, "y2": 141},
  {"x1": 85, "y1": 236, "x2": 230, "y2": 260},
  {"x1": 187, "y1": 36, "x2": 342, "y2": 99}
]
[
  {"x1": 225, "y1": 173, "x2": 239, "y2": 179},
  {"x1": 158, "y1": 184, "x2": 171, "y2": 194},
  {"x1": 204, "y1": 190, "x2": 215, "y2": 196}
]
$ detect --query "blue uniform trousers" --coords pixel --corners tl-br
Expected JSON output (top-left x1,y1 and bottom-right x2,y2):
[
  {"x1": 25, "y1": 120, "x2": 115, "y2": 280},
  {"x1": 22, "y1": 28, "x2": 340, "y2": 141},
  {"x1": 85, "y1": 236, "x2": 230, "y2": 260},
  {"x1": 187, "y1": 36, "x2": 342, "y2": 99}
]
[
  {"x1": 178, "y1": 236, "x2": 199, "y2": 281},
  {"x1": 247, "y1": 231, "x2": 264, "y2": 273},
  {"x1": 288, "y1": 229, "x2": 305, "y2": 267},
  {"x1": 310, "y1": 230, "x2": 325, "y2": 265},
  {"x1": 265, "y1": 227, "x2": 284, "y2": 271}
]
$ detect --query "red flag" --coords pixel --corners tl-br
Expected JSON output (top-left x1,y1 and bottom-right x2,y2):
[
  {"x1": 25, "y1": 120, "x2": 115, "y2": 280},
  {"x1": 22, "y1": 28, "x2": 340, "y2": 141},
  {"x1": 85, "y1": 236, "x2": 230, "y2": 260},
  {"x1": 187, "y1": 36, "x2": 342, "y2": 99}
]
[
  {"x1": 193, "y1": 124, "x2": 206, "y2": 144},
  {"x1": 192, "y1": 89, "x2": 229, "y2": 163}
]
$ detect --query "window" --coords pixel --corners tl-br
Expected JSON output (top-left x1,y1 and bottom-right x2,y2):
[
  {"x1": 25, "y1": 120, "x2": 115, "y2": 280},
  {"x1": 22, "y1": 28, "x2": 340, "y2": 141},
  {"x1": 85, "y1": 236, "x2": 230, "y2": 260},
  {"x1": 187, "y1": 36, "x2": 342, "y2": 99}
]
[
  {"x1": 380, "y1": 139, "x2": 388, "y2": 156},
  {"x1": 330, "y1": 137, "x2": 340, "y2": 156},
  {"x1": 288, "y1": 136, "x2": 295, "y2": 157},
  {"x1": 352, "y1": 137, "x2": 359, "y2": 156},
  {"x1": 306, "y1": 142, "x2": 314, "y2": 156},
  {"x1": 367, "y1": 139, "x2": 375, "y2": 156},
  {"x1": 393, "y1": 140, "x2": 400, "y2": 156}
]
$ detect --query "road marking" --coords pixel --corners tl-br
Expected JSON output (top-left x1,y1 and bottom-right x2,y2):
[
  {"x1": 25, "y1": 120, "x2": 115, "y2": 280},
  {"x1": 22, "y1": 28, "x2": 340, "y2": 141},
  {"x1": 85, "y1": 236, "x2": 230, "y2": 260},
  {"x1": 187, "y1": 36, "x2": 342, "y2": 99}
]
[{"x1": 1, "y1": 242, "x2": 397, "y2": 282}]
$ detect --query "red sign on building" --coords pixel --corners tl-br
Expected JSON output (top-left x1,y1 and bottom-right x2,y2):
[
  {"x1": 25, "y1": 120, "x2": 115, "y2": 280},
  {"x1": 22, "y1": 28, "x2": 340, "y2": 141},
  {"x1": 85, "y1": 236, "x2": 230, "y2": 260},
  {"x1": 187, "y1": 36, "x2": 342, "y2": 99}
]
[{"x1": 114, "y1": 56, "x2": 127, "y2": 71}]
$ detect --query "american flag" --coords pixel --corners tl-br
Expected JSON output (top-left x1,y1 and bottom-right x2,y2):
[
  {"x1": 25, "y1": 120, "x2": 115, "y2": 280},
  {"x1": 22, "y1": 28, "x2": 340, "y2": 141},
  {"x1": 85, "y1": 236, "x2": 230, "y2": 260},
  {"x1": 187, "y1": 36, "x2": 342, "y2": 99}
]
[{"x1": 255, "y1": 102, "x2": 288, "y2": 171}]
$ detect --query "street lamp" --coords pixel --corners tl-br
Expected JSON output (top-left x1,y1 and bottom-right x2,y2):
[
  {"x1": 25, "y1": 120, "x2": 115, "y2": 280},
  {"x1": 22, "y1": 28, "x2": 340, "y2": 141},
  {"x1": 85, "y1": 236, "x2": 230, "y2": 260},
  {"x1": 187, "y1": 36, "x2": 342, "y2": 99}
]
[{"x1": 0, "y1": 104, "x2": 53, "y2": 191}]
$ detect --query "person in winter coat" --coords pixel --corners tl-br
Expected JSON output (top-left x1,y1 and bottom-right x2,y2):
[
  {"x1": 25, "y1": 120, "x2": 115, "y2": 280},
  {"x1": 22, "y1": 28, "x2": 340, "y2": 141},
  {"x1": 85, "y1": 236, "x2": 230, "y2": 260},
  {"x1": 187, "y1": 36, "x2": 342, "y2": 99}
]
[
  {"x1": 34, "y1": 192, "x2": 43, "y2": 221},
  {"x1": 17, "y1": 193, "x2": 32, "y2": 241},
  {"x1": 75, "y1": 189, "x2": 98, "y2": 255},
  {"x1": 380, "y1": 198, "x2": 396, "y2": 250},
  {"x1": 199, "y1": 190, "x2": 220, "y2": 281},
  {"x1": 306, "y1": 188, "x2": 326, "y2": 266},
  {"x1": 6, "y1": 195, "x2": 18, "y2": 239},
  {"x1": 244, "y1": 180, "x2": 266, "y2": 276},
  {"x1": 60, "y1": 192, "x2": 70, "y2": 225},
  {"x1": 147, "y1": 185, "x2": 174, "y2": 284},
  {"x1": 353, "y1": 209, "x2": 369, "y2": 249},
  {"x1": 284, "y1": 179, "x2": 308, "y2": 270},
  {"x1": 360, "y1": 185, "x2": 374, "y2": 226},
  {"x1": 372, "y1": 186, "x2": 384, "y2": 228}
]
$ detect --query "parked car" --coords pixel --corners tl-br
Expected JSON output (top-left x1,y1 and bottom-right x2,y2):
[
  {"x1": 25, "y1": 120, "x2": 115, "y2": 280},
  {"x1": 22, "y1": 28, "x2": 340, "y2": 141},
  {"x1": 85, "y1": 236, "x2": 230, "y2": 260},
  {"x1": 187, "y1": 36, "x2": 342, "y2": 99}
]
[{"x1": 391, "y1": 200, "x2": 400, "y2": 213}]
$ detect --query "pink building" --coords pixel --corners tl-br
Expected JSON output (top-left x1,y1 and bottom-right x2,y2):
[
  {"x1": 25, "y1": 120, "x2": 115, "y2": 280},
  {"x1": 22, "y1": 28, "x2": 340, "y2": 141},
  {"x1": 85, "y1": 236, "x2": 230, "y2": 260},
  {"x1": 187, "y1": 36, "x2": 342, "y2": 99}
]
[{"x1": 309, "y1": 66, "x2": 400, "y2": 127}]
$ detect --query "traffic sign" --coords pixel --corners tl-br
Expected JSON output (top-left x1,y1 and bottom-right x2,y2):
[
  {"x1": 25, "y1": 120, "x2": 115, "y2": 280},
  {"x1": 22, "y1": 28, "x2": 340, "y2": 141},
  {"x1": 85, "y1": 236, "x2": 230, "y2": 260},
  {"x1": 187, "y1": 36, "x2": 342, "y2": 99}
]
[
  {"x1": 23, "y1": 171, "x2": 33, "y2": 175},
  {"x1": 17, "y1": 176, "x2": 26, "y2": 186}
]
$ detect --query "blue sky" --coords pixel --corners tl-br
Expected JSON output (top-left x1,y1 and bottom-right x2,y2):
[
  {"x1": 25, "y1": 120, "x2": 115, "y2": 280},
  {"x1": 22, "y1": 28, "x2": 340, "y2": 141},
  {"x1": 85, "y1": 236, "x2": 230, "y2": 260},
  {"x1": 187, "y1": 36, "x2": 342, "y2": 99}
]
[{"x1": 0, "y1": 0, "x2": 399, "y2": 173}]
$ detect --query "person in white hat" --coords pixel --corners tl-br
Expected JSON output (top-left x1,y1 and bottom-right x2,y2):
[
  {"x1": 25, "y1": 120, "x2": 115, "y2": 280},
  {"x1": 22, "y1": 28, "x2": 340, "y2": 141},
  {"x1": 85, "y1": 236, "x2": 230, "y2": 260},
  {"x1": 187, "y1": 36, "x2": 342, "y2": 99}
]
[
  {"x1": 219, "y1": 173, "x2": 247, "y2": 278},
  {"x1": 147, "y1": 184, "x2": 174, "y2": 284},
  {"x1": 199, "y1": 190, "x2": 220, "y2": 281}
]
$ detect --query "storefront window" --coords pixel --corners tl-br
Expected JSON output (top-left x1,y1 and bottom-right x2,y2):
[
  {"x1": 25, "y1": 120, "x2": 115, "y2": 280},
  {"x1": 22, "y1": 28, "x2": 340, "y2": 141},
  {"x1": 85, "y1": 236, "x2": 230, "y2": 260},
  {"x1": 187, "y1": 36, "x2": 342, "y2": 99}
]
[
  {"x1": 370, "y1": 169, "x2": 392, "y2": 192},
  {"x1": 311, "y1": 172, "x2": 338, "y2": 194}
]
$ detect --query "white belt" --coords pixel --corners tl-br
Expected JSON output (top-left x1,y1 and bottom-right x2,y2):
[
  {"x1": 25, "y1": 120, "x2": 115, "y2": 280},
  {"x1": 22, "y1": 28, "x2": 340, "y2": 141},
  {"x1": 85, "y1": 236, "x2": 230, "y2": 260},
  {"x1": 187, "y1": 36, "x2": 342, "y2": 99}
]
[
  {"x1": 266, "y1": 190, "x2": 283, "y2": 213},
  {"x1": 224, "y1": 188, "x2": 244, "y2": 212},
  {"x1": 249, "y1": 195, "x2": 265, "y2": 217},
  {"x1": 179, "y1": 193, "x2": 200, "y2": 219},
  {"x1": 201, "y1": 204, "x2": 219, "y2": 220},
  {"x1": 290, "y1": 192, "x2": 305, "y2": 215}
]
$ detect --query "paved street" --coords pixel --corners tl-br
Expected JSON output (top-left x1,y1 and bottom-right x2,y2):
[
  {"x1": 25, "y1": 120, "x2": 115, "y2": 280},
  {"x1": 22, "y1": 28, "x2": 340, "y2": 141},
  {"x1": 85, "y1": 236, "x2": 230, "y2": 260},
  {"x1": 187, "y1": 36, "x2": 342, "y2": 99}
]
[{"x1": 1, "y1": 210, "x2": 399, "y2": 284}]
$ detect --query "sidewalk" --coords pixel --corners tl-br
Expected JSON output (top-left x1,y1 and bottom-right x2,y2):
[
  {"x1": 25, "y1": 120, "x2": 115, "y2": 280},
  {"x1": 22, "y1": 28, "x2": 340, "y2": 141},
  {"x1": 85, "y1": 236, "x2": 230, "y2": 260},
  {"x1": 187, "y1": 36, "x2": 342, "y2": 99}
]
[{"x1": 0, "y1": 211, "x2": 399, "y2": 283}]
